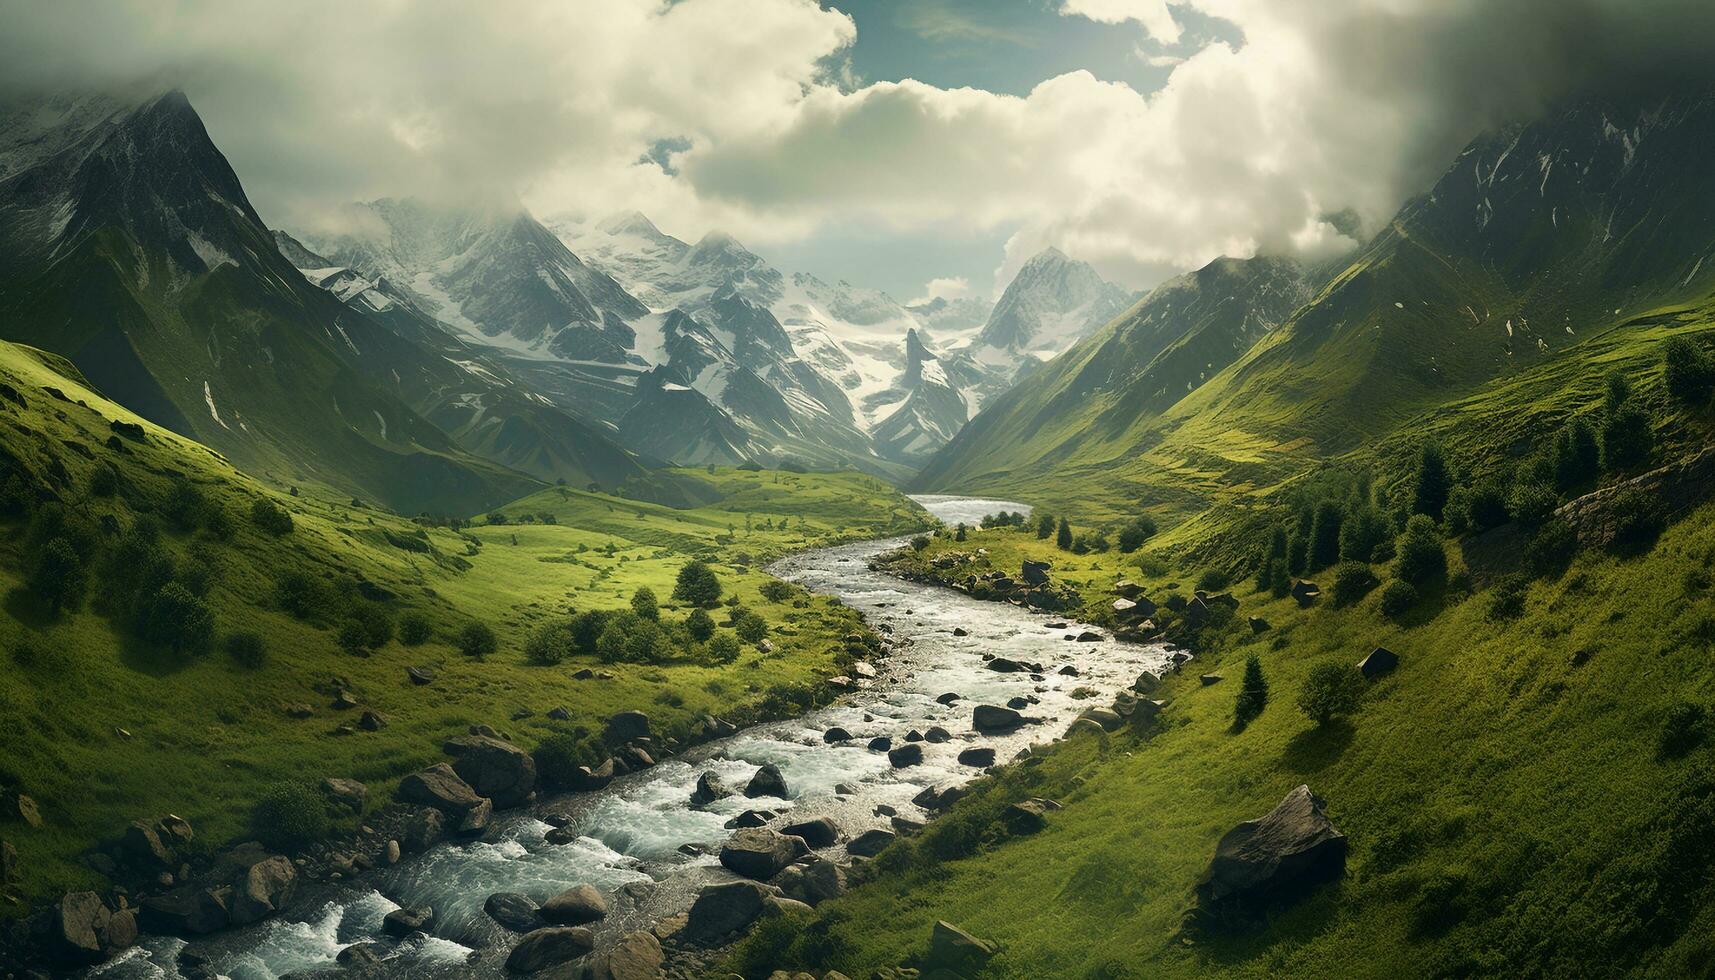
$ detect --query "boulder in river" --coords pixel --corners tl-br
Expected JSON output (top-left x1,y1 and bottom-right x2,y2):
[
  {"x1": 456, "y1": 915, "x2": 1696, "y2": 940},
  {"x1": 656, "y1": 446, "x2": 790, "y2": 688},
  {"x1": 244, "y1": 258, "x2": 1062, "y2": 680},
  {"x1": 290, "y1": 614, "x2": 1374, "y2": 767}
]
[
  {"x1": 41, "y1": 891, "x2": 135, "y2": 966},
  {"x1": 972, "y1": 704, "x2": 1024, "y2": 733},
  {"x1": 822, "y1": 726, "x2": 852, "y2": 743},
  {"x1": 719, "y1": 828, "x2": 808, "y2": 879},
  {"x1": 985, "y1": 657, "x2": 1026, "y2": 673},
  {"x1": 226, "y1": 855, "x2": 296, "y2": 926},
  {"x1": 1358, "y1": 647, "x2": 1399, "y2": 679},
  {"x1": 682, "y1": 880, "x2": 781, "y2": 943},
  {"x1": 867, "y1": 736, "x2": 892, "y2": 752},
  {"x1": 571, "y1": 758, "x2": 616, "y2": 791},
  {"x1": 541, "y1": 884, "x2": 608, "y2": 925},
  {"x1": 725, "y1": 808, "x2": 776, "y2": 829},
  {"x1": 603, "y1": 710, "x2": 652, "y2": 745},
  {"x1": 924, "y1": 726, "x2": 952, "y2": 743},
  {"x1": 445, "y1": 735, "x2": 537, "y2": 808},
  {"x1": 579, "y1": 929, "x2": 665, "y2": 979},
  {"x1": 888, "y1": 743, "x2": 924, "y2": 768},
  {"x1": 397, "y1": 763, "x2": 486, "y2": 816},
  {"x1": 140, "y1": 885, "x2": 230, "y2": 935},
  {"x1": 847, "y1": 828, "x2": 896, "y2": 857},
  {"x1": 781, "y1": 816, "x2": 839, "y2": 848},
  {"x1": 775, "y1": 855, "x2": 848, "y2": 906},
  {"x1": 382, "y1": 905, "x2": 433, "y2": 937},
  {"x1": 457, "y1": 797, "x2": 493, "y2": 836},
  {"x1": 506, "y1": 925, "x2": 594, "y2": 973},
  {"x1": 1193, "y1": 785, "x2": 1347, "y2": 925},
  {"x1": 744, "y1": 763, "x2": 789, "y2": 799},
  {"x1": 689, "y1": 771, "x2": 732, "y2": 807},
  {"x1": 957, "y1": 747, "x2": 996, "y2": 768},
  {"x1": 485, "y1": 892, "x2": 543, "y2": 933}
]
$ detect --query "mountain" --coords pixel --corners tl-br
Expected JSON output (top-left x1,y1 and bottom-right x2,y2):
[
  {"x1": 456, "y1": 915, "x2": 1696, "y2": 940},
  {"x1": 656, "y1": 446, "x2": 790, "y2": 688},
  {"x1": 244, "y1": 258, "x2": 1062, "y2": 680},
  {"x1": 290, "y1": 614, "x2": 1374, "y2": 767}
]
[
  {"x1": 967, "y1": 247, "x2": 1131, "y2": 357},
  {"x1": 868, "y1": 329, "x2": 970, "y2": 464},
  {"x1": 916, "y1": 89, "x2": 1715, "y2": 517},
  {"x1": 0, "y1": 91, "x2": 563, "y2": 514},
  {"x1": 270, "y1": 230, "x2": 652, "y2": 490}
]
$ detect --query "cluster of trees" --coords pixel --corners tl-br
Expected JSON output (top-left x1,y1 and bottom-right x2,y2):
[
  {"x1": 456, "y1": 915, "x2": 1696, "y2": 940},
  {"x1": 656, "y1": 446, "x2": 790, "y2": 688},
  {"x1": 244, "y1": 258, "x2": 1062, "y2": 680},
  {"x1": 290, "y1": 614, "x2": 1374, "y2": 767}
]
[
  {"x1": 978, "y1": 510, "x2": 1027, "y2": 529},
  {"x1": 523, "y1": 561, "x2": 760, "y2": 669}
]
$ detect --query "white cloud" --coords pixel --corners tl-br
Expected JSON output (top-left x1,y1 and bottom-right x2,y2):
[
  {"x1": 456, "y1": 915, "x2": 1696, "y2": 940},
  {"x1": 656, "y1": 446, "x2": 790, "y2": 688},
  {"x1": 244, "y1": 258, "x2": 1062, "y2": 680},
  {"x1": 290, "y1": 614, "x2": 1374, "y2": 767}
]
[
  {"x1": 910, "y1": 276, "x2": 976, "y2": 306},
  {"x1": 1060, "y1": 0, "x2": 1182, "y2": 44}
]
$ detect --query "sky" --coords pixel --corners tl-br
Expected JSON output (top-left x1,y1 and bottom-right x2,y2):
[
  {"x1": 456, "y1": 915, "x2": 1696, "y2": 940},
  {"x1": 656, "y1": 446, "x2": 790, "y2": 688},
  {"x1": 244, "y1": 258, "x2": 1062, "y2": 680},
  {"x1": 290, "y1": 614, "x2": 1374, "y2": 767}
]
[{"x1": 3, "y1": 0, "x2": 1715, "y2": 302}]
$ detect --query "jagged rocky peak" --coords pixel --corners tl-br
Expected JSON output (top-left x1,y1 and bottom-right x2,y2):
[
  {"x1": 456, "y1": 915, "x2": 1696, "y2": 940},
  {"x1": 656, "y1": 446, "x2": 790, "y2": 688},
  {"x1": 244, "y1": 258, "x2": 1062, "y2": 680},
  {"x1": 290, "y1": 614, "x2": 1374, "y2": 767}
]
[
  {"x1": 596, "y1": 209, "x2": 669, "y2": 239},
  {"x1": 975, "y1": 246, "x2": 1132, "y2": 355}
]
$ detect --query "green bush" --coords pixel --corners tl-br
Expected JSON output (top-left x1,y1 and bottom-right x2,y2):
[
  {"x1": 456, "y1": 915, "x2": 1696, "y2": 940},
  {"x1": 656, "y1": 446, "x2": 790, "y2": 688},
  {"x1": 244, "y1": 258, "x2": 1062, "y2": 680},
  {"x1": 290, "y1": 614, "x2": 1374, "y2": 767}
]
[
  {"x1": 1658, "y1": 701, "x2": 1708, "y2": 759},
  {"x1": 1466, "y1": 482, "x2": 1510, "y2": 531},
  {"x1": 142, "y1": 583, "x2": 214, "y2": 655},
  {"x1": 760, "y1": 580, "x2": 797, "y2": 603},
  {"x1": 458, "y1": 621, "x2": 498, "y2": 659},
  {"x1": 1393, "y1": 515, "x2": 1446, "y2": 586},
  {"x1": 733, "y1": 608, "x2": 768, "y2": 644},
  {"x1": 1379, "y1": 580, "x2": 1418, "y2": 619},
  {"x1": 1330, "y1": 561, "x2": 1379, "y2": 607},
  {"x1": 1664, "y1": 337, "x2": 1715, "y2": 406},
  {"x1": 1485, "y1": 574, "x2": 1529, "y2": 621},
  {"x1": 1340, "y1": 505, "x2": 1392, "y2": 560},
  {"x1": 673, "y1": 559, "x2": 722, "y2": 606},
  {"x1": 596, "y1": 611, "x2": 667, "y2": 664},
  {"x1": 225, "y1": 631, "x2": 266, "y2": 669},
  {"x1": 1606, "y1": 488, "x2": 1664, "y2": 554},
  {"x1": 252, "y1": 782, "x2": 330, "y2": 851},
  {"x1": 570, "y1": 609, "x2": 614, "y2": 653},
  {"x1": 1117, "y1": 516, "x2": 1157, "y2": 553},
  {"x1": 910, "y1": 535, "x2": 931, "y2": 552},
  {"x1": 399, "y1": 612, "x2": 433, "y2": 646},
  {"x1": 352, "y1": 603, "x2": 393, "y2": 647},
  {"x1": 533, "y1": 731, "x2": 603, "y2": 788},
  {"x1": 89, "y1": 463, "x2": 120, "y2": 497},
  {"x1": 525, "y1": 622, "x2": 574, "y2": 666},
  {"x1": 686, "y1": 607, "x2": 716, "y2": 643},
  {"x1": 162, "y1": 479, "x2": 207, "y2": 532},
  {"x1": 336, "y1": 619, "x2": 371, "y2": 655},
  {"x1": 275, "y1": 570, "x2": 327, "y2": 620},
  {"x1": 1308, "y1": 501, "x2": 1344, "y2": 570},
  {"x1": 1507, "y1": 480, "x2": 1559, "y2": 528},
  {"x1": 1410, "y1": 442, "x2": 1452, "y2": 521},
  {"x1": 1298, "y1": 662, "x2": 1363, "y2": 726},
  {"x1": 631, "y1": 586, "x2": 659, "y2": 621},
  {"x1": 1600, "y1": 374, "x2": 1654, "y2": 471},
  {"x1": 1551, "y1": 419, "x2": 1601, "y2": 492},
  {"x1": 1525, "y1": 521, "x2": 1578, "y2": 578},
  {"x1": 1036, "y1": 513, "x2": 1055, "y2": 539},
  {"x1": 708, "y1": 632, "x2": 742, "y2": 664},
  {"x1": 250, "y1": 497, "x2": 295, "y2": 536},
  {"x1": 29, "y1": 536, "x2": 86, "y2": 614},
  {"x1": 1056, "y1": 518, "x2": 1073, "y2": 550}
]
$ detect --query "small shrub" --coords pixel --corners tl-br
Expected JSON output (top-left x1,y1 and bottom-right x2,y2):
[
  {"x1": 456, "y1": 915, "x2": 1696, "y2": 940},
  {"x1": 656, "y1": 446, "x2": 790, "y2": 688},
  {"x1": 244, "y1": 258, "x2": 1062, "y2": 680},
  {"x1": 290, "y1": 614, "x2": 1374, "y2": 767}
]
[
  {"x1": 250, "y1": 497, "x2": 295, "y2": 536},
  {"x1": 631, "y1": 586, "x2": 659, "y2": 621},
  {"x1": 596, "y1": 612, "x2": 667, "y2": 664},
  {"x1": 162, "y1": 479, "x2": 207, "y2": 532},
  {"x1": 1525, "y1": 521, "x2": 1578, "y2": 578},
  {"x1": 686, "y1": 607, "x2": 716, "y2": 643},
  {"x1": 534, "y1": 732, "x2": 602, "y2": 788},
  {"x1": 1393, "y1": 515, "x2": 1446, "y2": 586},
  {"x1": 275, "y1": 570, "x2": 326, "y2": 619},
  {"x1": 1379, "y1": 580, "x2": 1418, "y2": 619},
  {"x1": 141, "y1": 582, "x2": 214, "y2": 655},
  {"x1": 458, "y1": 621, "x2": 498, "y2": 659},
  {"x1": 1606, "y1": 489, "x2": 1664, "y2": 554},
  {"x1": 733, "y1": 608, "x2": 768, "y2": 644},
  {"x1": 1056, "y1": 518, "x2": 1073, "y2": 550},
  {"x1": 760, "y1": 580, "x2": 797, "y2": 603},
  {"x1": 1485, "y1": 574, "x2": 1529, "y2": 621},
  {"x1": 1330, "y1": 561, "x2": 1379, "y2": 608},
  {"x1": 28, "y1": 536, "x2": 86, "y2": 614},
  {"x1": 399, "y1": 612, "x2": 433, "y2": 646},
  {"x1": 1299, "y1": 662, "x2": 1363, "y2": 726},
  {"x1": 708, "y1": 632, "x2": 742, "y2": 664},
  {"x1": 1664, "y1": 337, "x2": 1715, "y2": 406},
  {"x1": 89, "y1": 464, "x2": 120, "y2": 497},
  {"x1": 1036, "y1": 513, "x2": 1055, "y2": 539},
  {"x1": 252, "y1": 782, "x2": 330, "y2": 851},
  {"x1": 336, "y1": 619, "x2": 371, "y2": 655},
  {"x1": 1466, "y1": 482, "x2": 1510, "y2": 531},
  {"x1": 1117, "y1": 516, "x2": 1157, "y2": 553},
  {"x1": 1195, "y1": 568, "x2": 1231, "y2": 593},
  {"x1": 225, "y1": 631, "x2": 266, "y2": 669},
  {"x1": 910, "y1": 535, "x2": 931, "y2": 552},
  {"x1": 1507, "y1": 480, "x2": 1559, "y2": 528},
  {"x1": 525, "y1": 622, "x2": 573, "y2": 665}
]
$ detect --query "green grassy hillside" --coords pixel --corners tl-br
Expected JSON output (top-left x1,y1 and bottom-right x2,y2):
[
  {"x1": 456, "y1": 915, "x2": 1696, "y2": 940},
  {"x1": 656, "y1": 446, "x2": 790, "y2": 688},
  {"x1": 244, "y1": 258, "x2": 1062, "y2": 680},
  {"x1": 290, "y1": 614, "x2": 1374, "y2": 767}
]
[
  {"x1": 0, "y1": 339, "x2": 930, "y2": 908},
  {"x1": 736, "y1": 506, "x2": 1715, "y2": 978}
]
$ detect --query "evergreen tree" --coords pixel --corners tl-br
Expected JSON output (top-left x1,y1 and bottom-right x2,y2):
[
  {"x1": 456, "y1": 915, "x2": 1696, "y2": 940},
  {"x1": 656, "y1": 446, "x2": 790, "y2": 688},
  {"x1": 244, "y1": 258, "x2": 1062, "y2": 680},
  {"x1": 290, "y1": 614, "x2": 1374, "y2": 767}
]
[
  {"x1": 631, "y1": 586, "x2": 659, "y2": 621},
  {"x1": 1056, "y1": 517, "x2": 1073, "y2": 550},
  {"x1": 1410, "y1": 441, "x2": 1452, "y2": 521},
  {"x1": 1307, "y1": 501, "x2": 1344, "y2": 570},
  {"x1": 29, "y1": 536, "x2": 86, "y2": 614},
  {"x1": 1037, "y1": 512, "x2": 1055, "y2": 539},
  {"x1": 1393, "y1": 514, "x2": 1447, "y2": 586},
  {"x1": 686, "y1": 607, "x2": 716, "y2": 642},
  {"x1": 1551, "y1": 418, "x2": 1600, "y2": 491},
  {"x1": 672, "y1": 559, "x2": 722, "y2": 606},
  {"x1": 1234, "y1": 653, "x2": 1269, "y2": 727},
  {"x1": 954, "y1": 523, "x2": 967, "y2": 541},
  {"x1": 1664, "y1": 338, "x2": 1715, "y2": 406}
]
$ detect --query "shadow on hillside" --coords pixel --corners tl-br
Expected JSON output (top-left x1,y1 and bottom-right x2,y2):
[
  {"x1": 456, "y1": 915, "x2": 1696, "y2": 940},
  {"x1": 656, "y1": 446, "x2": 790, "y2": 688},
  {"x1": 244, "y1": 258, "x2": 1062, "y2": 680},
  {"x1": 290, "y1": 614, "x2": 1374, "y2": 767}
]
[
  {"x1": 4, "y1": 587, "x2": 58, "y2": 630},
  {"x1": 118, "y1": 634, "x2": 193, "y2": 678},
  {"x1": 1281, "y1": 718, "x2": 1354, "y2": 774}
]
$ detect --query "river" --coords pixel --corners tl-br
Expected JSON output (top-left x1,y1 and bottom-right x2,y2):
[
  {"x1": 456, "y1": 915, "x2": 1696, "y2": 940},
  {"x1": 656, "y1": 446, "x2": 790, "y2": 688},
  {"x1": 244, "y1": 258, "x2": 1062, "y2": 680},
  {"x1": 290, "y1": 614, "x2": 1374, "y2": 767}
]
[{"x1": 91, "y1": 497, "x2": 1172, "y2": 978}]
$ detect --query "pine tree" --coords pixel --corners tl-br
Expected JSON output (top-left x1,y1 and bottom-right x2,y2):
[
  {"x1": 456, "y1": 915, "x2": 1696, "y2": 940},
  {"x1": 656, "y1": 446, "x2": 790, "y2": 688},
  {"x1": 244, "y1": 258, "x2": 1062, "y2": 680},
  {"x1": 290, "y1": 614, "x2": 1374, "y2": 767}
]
[
  {"x1": 1056, "y1": 517, "x2": 1073, "y2": 550},
  {"x1": 1036, "y1": 513, "x2": 1055, "y2": 539},
  {"x1": 1307, "y1": 501, "x2": 1344, "y2": 570},
  {"x1": 1234, "y1": 653, "x2": 1269, "y2": 727},
  {"x1": 1411, "y1": 441, "x2": 1452, "y2": 521}
]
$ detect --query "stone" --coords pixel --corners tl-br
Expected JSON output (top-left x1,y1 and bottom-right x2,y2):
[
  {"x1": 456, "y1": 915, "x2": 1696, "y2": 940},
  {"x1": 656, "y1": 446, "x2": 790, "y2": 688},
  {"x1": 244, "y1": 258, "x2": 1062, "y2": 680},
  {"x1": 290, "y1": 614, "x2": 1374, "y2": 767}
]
[
  {"x1": 725, "y1": 808, "x2": 775, "y2": 829},
  {"x1": 1058, "y1": 664, "x2": 1080, "y2": 676},
  {"x1": 140, "y1": 886, "x2": 230, "y2": 935},
  {"x1": 744, "y1": 763, "x2": 788, "y2": 799},
  {"x1": 924, "y1": 726, "x2": 952, "y2": 743},
  {"x1": 122, "y1": 820, "x2": 175, "y2": 871},
  {"x1": 358, "y1": 709, "x2": 387, "y2": 731},
  {"x1": 1200, "y1": 673, "x2": 1223, "y2": 686},
  {"x1": 579, "y1": 929, "x2": 665, "y2": 980},
  {"x1": 952, "y1": 627, "x2": 969, "y2": 636},
  {"x1": 689, "y1": 771, "x2": 732, "y2": 807},
  {"x1": 913, "y1": 784, "x2": 969, "y2": 811},
  {"x1": 891, "y1": 816, "x2": 927, "y2": 836},
  {"x1": 775, "y1": 855, "x2": 848, "y2": 906},
  {"x1": 867, "y1": 736, "x2": 892, "y2": 752},
  {"x1": 888, "y1": 743, "x2": 924, "y2": 768},
  {"x1": 321, "y1": 777, "x2": 368, "y2": 811},
  {"x1": 682, "y1": 880, "x2": 779, "y2": 942},
  {"x1": 1193, "y1": 785, "x2": 1347, "y2": 923},
  {"x1": 615, "y1": 743, "x2": 655, "y2": 772},
  {"x1": 486, "y1": 892, "x2": 543, "y2": 932},
  {"x1": 1206, "y1": 592, "x2": 1239, "y2": 610},
  {"x1": 541, "y1": 884, "x2": 608, "y2": 925},
  {"x1": 547, "y1": 706, "x2": 571, "y2": 721},
  {"x1": 972, "y1": 704, "x2": 1024, "y2": 733},
  {"x1": 445, "y1": 735, "x2": 537, "y2": 808},
  {"x1": 227, "y1": 855, "x2": 296, "y2": 926},
  {"x1": 571, "y1": 758, "x2": 616, "y2": 791},
  {"x1": 506, "y1": 926, "x2": 594, "y2": 973},
  {"x1": 905, "y1": 729, "x2": 924, "y2": 742},
  {"x1": 604, "y1": 710, "x2": 652, "y2": 744},
  {"x1": 384, "y1": 839, "x2": 402, "y2": 865},
  {"x1": 719, "y1": 828, "x2": 808, "y2": 879},
  {"x1": 935, "y1": 692, "x2": 961, "y2": 705},
  {"x1": 1003, "y1": 798, "x2": 1059, "y2": 835},
  {"x1": 332, "y1": 690, "x2": 359, "y2": 710},
  {"x1": 398, "y1": 806, "x2": 444, "y2": 853},
  {"x1": 1007, "y1": 696, "x2": 1030, "y2": 710},
  {"x1": 337, "y1": 942, "x2": 386, "y2": 967},
  {"x1": 780, "y1": 816, "x2": 839, "y2": 848},
  {"x1": 1134, "y1": 670, "x2": 1160, "y2": 693},
  {"x1": 43, "y1": 891, "x2": 131, "y2": 965},
  {"x1": 822, "y1": 726, "x2": 852, "y2": 743},
  {"x1": 985, "y1": 657, "x2": 1026, "y2": 673},
  {"x1": 925, "y1": 920, "x2": 997, "y2": 975},
  {"x1": 544, "y1": 825, "x2": 581, "y2": 845},
  {"x1": 397, "y1": 763, "x2": 486, "y2": 816},
  {"x1": 457, "y1": 797, "x2": 493, "y2": 835},
  {"x1": 158, "y1": 813, "x2": 195, "y2": 844},
  {"x1": 846, "y1": 828, "x2": 896, "y2": 858},
  {"x1": 852, "y1": 661, "x2": 878, "y2": 679},
  {"x1": 283, "y1": 703, "x2": 314, "y2": 718},
  {"x1": 957, "y1": 747, "x2": 996, "y2": 768},
  {"x1": 1248, "y1": 616, "x2": 1271, "y2": 633},
  {"x1": 1358, "y1": 647, "x2": 1399, "y2": 679},
  {"x1": 1079, "y1": 707, "x2": 1123, "y2": 731},
  {"x1": 407, "y1": 665, "x2": 435, "y2": 685},
  {"x1": 1021, "y1": 560, "x2": 1051, "y2": 586},
  {"x1": 1076, "y1": 631, "x2": 1103, "y2": 642},
  {"x1": 1291, "y1": 580, "x2": 1321, "y2": 607},
  {"x1": 1114, "y1": 580, "x2": 1145, "y2": 599},
  {"x1": 382, "y1": 905, "x2": 433, "y2": 937}
]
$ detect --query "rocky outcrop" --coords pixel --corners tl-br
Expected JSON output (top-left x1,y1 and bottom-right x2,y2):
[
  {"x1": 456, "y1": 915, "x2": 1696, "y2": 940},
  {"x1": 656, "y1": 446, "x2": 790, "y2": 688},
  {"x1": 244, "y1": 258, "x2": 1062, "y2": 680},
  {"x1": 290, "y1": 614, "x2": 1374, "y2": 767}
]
[
  {"x1": 924, "y1": 920, "x2": 997, "y2": 975},
  {"x1": 1193, "y1": 785, "x2": 1346, "y2": 925},
  {"x1": 397, "y1": 764, "x2": 486, "y2": 815},
  {"x1": 576, "y1": 929, "x2": 664, "y2": 979},
  {"x1": 781, "y1": 816, "x2": 839, "y2": 848},
  {"x1": 485, "y1": 892, "x2": 543, "y2": 933},
  {"x1": 445, "y1": 735, "x2": 537, "y2": 808},
  {"x1": 1357, "y1": 647, "x2": 1398, "y2": 679},
  {"x1": 140, "y1": 885, "x2": 231, "y2": 935},
  {"x1": 603, "y1": 710, "x2": 652, "y2": 745},
  {"x1": 719, "y1": 828, "x2": 808, "y2": 879},
  {"x1": 37, "y1": 891, "x2": 136, "y2": 966},
  {"x1": 681, "y1": 880, "x2": 780, "y2": 943},
  {"x1": 689, "y1": 771, "x2": 732, "y2": 807},
  {"x1": 1555, "y1": 444, "x2": 1715, "y2": 546},
  {"x1": 226, "y1": 854, "x2": 296, "y2": 926}
]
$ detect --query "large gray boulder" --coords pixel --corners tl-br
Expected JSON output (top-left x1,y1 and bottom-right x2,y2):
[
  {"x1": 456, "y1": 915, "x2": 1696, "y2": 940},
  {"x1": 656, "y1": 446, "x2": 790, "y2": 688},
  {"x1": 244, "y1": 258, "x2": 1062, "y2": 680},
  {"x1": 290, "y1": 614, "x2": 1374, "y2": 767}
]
[
  {"x1": 744, "y1": 763, "x2": 789, "y2": 799},
  {"x1": 780, "y1": 816, "x2": 839, "y2": 848},
  {"x1": 39, "y1": 891, "x2": 135, "y2": 966},
  {"x1": 540, "y1": 884, "x2": 608, "y2": 925},
  {"x1": 445, "y1": 735, "x2": 537, "y2": 808},
  {"x1": 682, "y1": 880, "x2": 780, "y2": 942},
  {"x1": 925, "y1": 920, "x2": 997, "y2": 974},
  {"x1": 506, "y1": 926, "x2": 594, "y2": 973},
  {"x1": 847, "y1": 828, "x2": 896, "y2": 858},
  {"x1": 1193, "y1": 785, "x2": 1347, "y2": 924},
  {"x1": 603, "y1": 710, "x2": 651, "y2": 745},
  {"x1": 719, "y1": 828, "x2": 808, "y2": 879},
  {"x1": 398, "y1": 764, "x2": 486, "y2": 816},
  {"x1": 775, "y1": 855, "x2": 848, "y2": 906},
  {"x1": 972, "y1": 704, "x2": 1024, "y2": 733},
  {"x1": 484, "y1": 892, "x2": 543, "y2": 933},
  {"x1": 576, "y1": 929, "x2": 665, "y2": 979},
  {"x1": 1357, "y1": 647, "x2": 1399, "y2": 679},
  {"x1": 140, "y1": 886, "x2": 231, "y2": 935},
  {"x1": 689, "y1": 771, "x2": 731, "y2": 807},
  {"x1": 226, "y1": 855, "x2": 297, "y2": 926}
]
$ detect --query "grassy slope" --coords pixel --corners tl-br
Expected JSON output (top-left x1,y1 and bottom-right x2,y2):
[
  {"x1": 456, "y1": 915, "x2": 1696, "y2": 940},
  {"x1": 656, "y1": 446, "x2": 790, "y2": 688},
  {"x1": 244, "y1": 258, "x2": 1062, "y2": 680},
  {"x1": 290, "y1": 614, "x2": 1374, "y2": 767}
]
[
  {"x1": 0, "y1": 341, "x2": 931, "y2": 907},
  {"x1": 743, "y1": 516, "x2": 1715, "y2": 978}
]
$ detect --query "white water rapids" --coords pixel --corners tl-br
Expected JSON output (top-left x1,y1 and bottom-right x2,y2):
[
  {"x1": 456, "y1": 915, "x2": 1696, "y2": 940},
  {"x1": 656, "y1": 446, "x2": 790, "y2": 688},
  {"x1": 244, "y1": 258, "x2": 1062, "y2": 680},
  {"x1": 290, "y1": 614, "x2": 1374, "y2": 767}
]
[{"x1": 89, "y1": 497, "x2": 1174, "y2": 978}]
